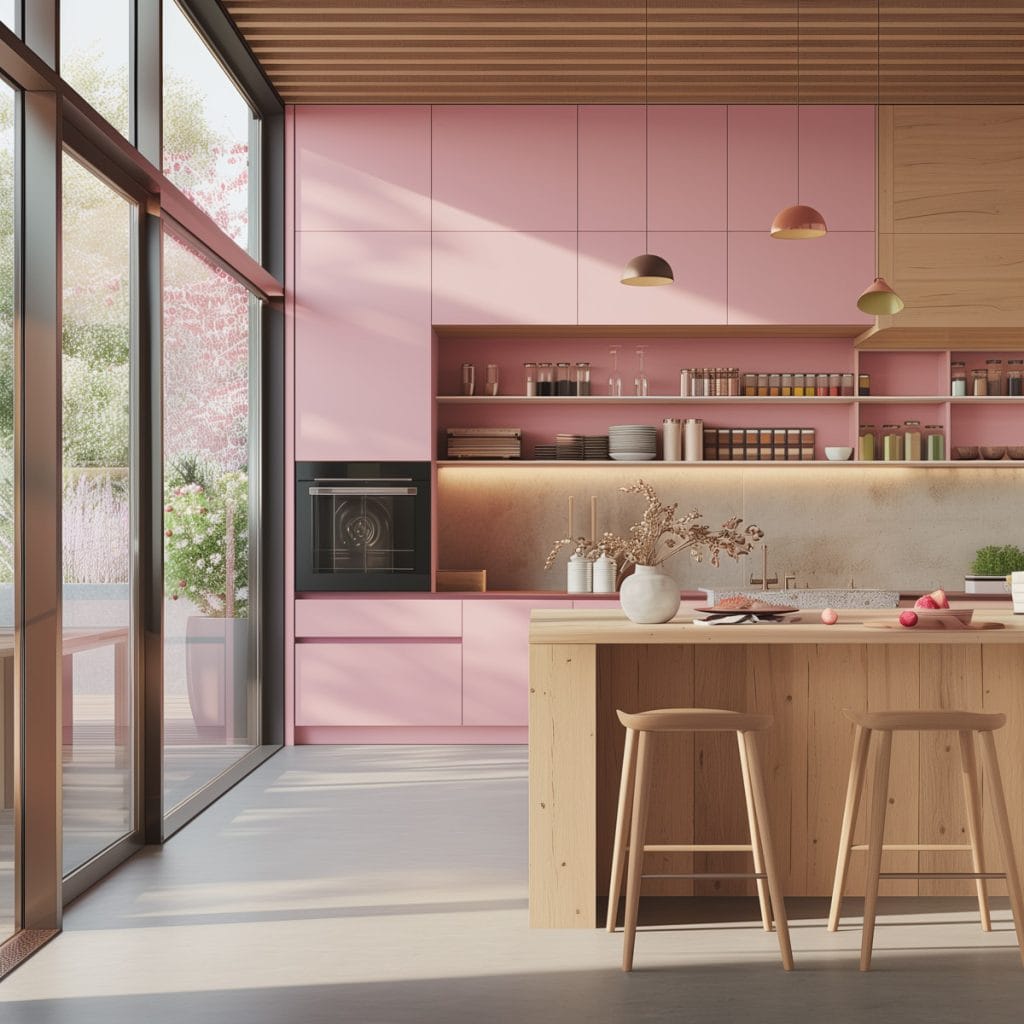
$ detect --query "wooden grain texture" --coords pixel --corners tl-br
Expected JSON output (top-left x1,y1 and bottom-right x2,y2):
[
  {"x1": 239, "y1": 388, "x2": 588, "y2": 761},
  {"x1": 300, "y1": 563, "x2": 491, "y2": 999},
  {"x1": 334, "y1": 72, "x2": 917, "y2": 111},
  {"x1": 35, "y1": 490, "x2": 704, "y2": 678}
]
[
  {"x1": 865, "y1": 645, "x2": 921, "y2": 896},
  {"x1": 598, "y1": 645, "x2": 695, "y2": 898},
  {"x1": 918, "y1": 645, "x2": 984, "y2": 896},
  {"x1": 981, "y1": 644, "x2": 1024, "y2": 898},
  {"x1": 528, "y1": 642, "x2": 597, "y2": 927}
]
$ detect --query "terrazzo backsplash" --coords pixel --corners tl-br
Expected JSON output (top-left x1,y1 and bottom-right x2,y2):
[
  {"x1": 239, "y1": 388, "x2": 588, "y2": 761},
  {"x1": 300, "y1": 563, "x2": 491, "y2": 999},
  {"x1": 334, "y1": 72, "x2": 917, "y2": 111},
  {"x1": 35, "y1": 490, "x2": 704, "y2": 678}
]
[{"x1": 436, "y1": 465, "x2": 1022, "y2": 593}]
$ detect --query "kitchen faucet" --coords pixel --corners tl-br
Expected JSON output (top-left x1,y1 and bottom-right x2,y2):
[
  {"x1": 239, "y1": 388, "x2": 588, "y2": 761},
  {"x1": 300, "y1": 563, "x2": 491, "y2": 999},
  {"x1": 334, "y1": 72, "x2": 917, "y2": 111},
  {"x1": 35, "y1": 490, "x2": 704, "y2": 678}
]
[{"x1": 749, "y1": 544, "x2": 779, "y2": 591}]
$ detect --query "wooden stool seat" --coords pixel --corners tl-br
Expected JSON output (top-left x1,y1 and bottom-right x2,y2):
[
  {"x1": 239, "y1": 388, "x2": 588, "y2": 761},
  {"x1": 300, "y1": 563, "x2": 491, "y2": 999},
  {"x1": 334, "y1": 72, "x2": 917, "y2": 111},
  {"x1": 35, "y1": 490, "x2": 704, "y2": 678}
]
[
  {"x1": 829, "y1": 706, "x2": 1024, "y2": 971},
  {"x1": 617, "y1": 708, "x2": 773, "y2": 733},
  {"x1": 843, "y1": 708, "x2": 1006, "y2": 733},
  {"x1": 608, "y1": 707, "x2": 793, "y2": 973}
]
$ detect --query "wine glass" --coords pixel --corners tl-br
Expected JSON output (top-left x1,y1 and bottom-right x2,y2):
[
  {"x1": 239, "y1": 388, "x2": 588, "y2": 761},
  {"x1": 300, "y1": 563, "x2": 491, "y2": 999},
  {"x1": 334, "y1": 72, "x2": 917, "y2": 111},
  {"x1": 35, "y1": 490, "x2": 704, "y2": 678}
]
[
  {"x1": 634, "y1": 346, "x2": 648, "y2": 397},
  {"x1": 608, "y1": 347, "x2": 622, "y2": 397}
]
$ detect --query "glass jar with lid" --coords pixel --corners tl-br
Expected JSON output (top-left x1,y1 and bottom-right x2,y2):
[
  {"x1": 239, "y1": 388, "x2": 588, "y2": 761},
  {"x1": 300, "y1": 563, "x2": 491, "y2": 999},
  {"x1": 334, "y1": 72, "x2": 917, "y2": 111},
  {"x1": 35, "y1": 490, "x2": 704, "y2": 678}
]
[
  {"x1": 536, "y1": 362, "x2": 554, "y2": 396},
  {"x1": 555, "y1": 361, "x2": 574, "y2": 396},
  {"x1": 882, "y1": 423, "x2": 903, "y2": 461},
  {"x1": 815, "y1": 372, "x2": 829, "y2": 396},
  {"x1": 972, "y1": 368, "x2": 988, "y2": 396},
  {"x1": 841, "y1": 372, "x2": 855, "y2": 396},
  {"x1": 1008, "y1": 359, "x2": 1023, "y2": 396},
  {"x1": 742, "y1": 372, "x2": 757, "y2": 397},
  {"x1": 858, "y1": 424, "x2": 877, "y2": 461},
  {"x1": 950, "y1": 361, "x2": 967, "y2": 396},
  {"x1": 524, "y1": 362, "x2": 537, "y2": 397},
  {"x1": 575, "y1": 361, "x2": 591, "y2": 396},
  {"x1": 986, "y1": 358, "x2": 1004, "y2": 396},
  {"x1": 903, "y1": 420, "x2": 923, "y2": 461},
  {"x1": 925, "y1": 424, "x2": 945, "y2": 461}
]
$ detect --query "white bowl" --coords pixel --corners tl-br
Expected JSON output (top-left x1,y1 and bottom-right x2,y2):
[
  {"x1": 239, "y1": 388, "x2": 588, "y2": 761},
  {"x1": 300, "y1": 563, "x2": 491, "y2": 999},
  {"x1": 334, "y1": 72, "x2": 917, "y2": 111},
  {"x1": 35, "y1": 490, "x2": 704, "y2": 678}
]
[{"x1": 824, "y1": 446, "x2": 853, "y2": 461}]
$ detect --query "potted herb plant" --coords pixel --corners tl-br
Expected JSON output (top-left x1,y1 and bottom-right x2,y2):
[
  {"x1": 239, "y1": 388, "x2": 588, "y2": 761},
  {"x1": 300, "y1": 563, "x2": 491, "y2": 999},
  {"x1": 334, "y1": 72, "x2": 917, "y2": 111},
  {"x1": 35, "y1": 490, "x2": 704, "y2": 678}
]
[
  {"x1": 966, "y1": 544, "x2": 1024, "y2": 594},
  {"x1": 164, "y1": 461, "x2": 249, "y2": 736}
]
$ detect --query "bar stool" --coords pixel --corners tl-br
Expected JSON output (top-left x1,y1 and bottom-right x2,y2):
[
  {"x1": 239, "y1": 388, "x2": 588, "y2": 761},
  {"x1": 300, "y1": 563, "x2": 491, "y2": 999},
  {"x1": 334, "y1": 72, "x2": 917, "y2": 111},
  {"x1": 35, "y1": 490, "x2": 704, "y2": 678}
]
[
  {"x1": 607, "y1": 708, "x2": 793, "y2": 972},
  {"x1": 828, "y1": 709, "x2": 1024, "y2": 970}
]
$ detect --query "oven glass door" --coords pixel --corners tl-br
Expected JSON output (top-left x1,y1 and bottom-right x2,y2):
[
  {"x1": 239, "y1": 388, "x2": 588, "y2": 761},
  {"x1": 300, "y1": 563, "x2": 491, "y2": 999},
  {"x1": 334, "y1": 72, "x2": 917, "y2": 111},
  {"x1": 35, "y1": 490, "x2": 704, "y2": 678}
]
[{"x1": 309, "y1": 485, "x2": 419, "y2": 577}]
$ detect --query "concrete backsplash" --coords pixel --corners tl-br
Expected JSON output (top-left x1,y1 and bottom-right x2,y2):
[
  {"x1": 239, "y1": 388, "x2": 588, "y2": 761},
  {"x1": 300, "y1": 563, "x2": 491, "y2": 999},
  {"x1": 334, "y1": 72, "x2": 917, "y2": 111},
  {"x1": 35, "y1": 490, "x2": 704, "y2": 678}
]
[{"x1": 436, "y1": 465, "x2": 1022, "y2": 593}]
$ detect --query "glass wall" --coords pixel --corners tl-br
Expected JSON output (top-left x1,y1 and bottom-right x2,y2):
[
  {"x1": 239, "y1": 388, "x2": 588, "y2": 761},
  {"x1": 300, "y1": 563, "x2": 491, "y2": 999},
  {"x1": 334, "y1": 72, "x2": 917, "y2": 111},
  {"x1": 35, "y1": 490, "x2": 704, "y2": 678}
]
[
  {"x1": 0, "y1": 77, "x2": 16, "y2": 945},
  {"x1": 60, "y1": 153, "x2": 135, "y2": 875},
  {"x1": 162, "y1": 233, "x2": 255, "y2": 813},
  {"x1": 60, "y1": 1, "x2": 131, "y2": 139},
  {"x1": 163, "y1": 1, "x2": 252, "y2": 251}
]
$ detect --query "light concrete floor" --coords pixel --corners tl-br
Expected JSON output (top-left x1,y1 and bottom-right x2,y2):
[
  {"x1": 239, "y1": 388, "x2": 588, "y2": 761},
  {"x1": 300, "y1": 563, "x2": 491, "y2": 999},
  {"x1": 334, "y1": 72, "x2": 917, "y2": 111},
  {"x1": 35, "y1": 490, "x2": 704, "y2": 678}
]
[{"x1": 2, "y1": 745, "x2": 1024, "y2": 1023}]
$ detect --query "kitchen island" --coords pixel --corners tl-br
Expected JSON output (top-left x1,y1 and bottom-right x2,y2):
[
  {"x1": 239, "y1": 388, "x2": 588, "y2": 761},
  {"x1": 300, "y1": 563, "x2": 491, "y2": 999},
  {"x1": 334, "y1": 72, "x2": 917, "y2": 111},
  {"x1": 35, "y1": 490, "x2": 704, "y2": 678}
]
[{"x1": 528, "y1": 608, "x2": 1024, "y2": 927}]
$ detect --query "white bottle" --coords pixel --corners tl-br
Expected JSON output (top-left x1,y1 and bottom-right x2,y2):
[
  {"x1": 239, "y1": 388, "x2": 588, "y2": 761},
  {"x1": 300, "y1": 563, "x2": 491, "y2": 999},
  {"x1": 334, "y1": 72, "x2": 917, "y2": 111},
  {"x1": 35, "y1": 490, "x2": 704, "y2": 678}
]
[
  {"x1": 592, "y1": 554, "x2": 617, "y2": 593},
  {"x1": 567, "y1": 553, "x2": 593, "y2": 594}
]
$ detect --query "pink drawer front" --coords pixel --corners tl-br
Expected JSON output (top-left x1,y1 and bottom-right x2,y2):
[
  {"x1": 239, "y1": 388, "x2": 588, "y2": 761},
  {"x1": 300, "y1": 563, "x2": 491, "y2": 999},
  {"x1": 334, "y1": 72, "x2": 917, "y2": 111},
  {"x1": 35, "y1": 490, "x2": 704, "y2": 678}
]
[
  {"x1": 295, "y1": 599, "x2": 462, "y2": 638},
  {"x1": 295, "y1": 642, "x2": 463, "y2": 726}
]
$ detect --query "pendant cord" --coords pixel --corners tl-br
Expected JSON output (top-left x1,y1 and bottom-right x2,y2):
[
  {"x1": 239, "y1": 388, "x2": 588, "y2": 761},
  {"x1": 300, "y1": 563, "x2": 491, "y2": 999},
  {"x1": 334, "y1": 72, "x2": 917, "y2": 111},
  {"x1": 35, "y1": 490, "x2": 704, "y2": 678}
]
[
  {"x1": 795, "y1": 0, "x2": 801, "y2": 203},
  {"x1": 644, "y1": 0, "x2": 649, "y2": 253},
  {"x1": 875, "y1": 0, "x2": 880, "y2": 279}
]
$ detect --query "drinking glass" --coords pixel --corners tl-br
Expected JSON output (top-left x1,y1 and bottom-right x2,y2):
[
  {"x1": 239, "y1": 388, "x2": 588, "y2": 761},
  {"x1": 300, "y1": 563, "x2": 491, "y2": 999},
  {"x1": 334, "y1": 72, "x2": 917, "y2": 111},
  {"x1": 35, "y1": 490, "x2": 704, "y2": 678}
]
[
  {"x1": 461, "y1": 362, "x2": 475, "y2": 396},
  {"x1": 608, "y1": 347, "x2": 622, "y2": 397},
  {"x1": 485, "y1": 364, "x2": 499, "y2": 396},
  {"x1": 634, "y1": 346, "x2": 648, "y2": 397}
]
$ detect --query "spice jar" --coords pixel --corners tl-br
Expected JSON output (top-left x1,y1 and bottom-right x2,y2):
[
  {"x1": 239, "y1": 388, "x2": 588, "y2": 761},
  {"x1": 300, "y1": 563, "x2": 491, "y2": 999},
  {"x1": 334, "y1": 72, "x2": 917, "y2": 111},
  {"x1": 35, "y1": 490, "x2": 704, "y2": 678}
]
[
  {"x1": 575, "y1": 362, "x2": 591, "y2": 396},
  {"x1": 536, "y1": 362, "x2": 554, "y2": 396},
  {"x1": 524, "y1": 362, "x2": 537, "y2": 397},
  {"x1": 882, "y1": 423, "x2": 903, "y2": 461},
  {"x1": 925, "y1": 424, "x2": 945, "y2": 461},
  {"x1": 972, "y1": 368, "x2": 988, "y2": 396},
  {"x1": 841, "y1": 372, "x2": 855, "y2": 396},
  {"x1": 815, "y1": 372, "x2": 829, "y2": 396},
  {"x1": 555, "y1": 362, "x2": 574, "y2": 396},
  {"x1": 903, "y1": 420, "x2": 922, "y2": 461},
  {"x1": 1008, "y1": 360, "x2": 1023, "y2": 396},
  {"x1": 858, "y1": 372, "x2": 871, "y2": 396},
  {"x1": 858, "y1": 424, "x2": 877, "y2": 461},
  {"x1": 986, "y1": 358, "x2": 1004, "y2": 396},
  {"x1": 742, "y1": 372, "x2": 757, "y2": 397},
  {"x1": 950, "y1": 361, "x2": 967, "y2": 396},
  {"x1": 793, "y1": 372, "x2": 805, "y2": 396}
]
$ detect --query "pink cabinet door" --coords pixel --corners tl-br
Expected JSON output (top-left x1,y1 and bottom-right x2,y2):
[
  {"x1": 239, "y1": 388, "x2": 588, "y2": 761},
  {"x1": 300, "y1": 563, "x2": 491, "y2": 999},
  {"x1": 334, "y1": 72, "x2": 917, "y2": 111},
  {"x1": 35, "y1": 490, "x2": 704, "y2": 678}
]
[
  {"x1": 432, "y1": 232, "x2": 577, "y2": 325},
  {"x1": 295, "y1": 642, "x2": 462, "y2": 726},
  {"x1": 295, "y1": 230, "x2": 431, "y2": 459},
  {"x1": 431, "y1": 106, "x2": 577, "y2": 231},
  {"x1": 295, "y1": 106, "x2": 431, "y2": 231},
  {"x1": 295, "y1": 599, "x2": 462, "y2": 639},
  {"x1": 462, "y1": 599, "x2": 570, "y2": 726}
]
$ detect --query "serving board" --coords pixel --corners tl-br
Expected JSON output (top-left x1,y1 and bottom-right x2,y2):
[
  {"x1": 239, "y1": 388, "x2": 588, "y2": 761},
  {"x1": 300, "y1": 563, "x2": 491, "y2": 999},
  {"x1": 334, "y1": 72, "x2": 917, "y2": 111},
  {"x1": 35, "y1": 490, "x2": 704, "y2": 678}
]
[{"x1": 864, "y1": 619, "x2": 1005, "y2": 631}]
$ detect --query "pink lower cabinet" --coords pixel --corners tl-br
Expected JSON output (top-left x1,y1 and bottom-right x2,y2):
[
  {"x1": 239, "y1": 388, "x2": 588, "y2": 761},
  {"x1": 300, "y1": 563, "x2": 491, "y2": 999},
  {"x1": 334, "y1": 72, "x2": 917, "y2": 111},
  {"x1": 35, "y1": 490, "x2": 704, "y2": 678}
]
[
  {"x1": 295, "y1": 642, "x2": 463, "y2": 726},
  {"x1": 461, "y1": 599, "x2": 570, "y2": 726}
]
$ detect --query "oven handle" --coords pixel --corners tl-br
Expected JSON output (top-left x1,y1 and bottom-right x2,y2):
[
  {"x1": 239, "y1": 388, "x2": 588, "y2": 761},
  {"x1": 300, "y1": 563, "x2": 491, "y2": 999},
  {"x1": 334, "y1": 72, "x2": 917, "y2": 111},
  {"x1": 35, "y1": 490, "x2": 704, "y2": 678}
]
[{"x1": 308, "y1": 486, "x2": 418, "y2": 496}]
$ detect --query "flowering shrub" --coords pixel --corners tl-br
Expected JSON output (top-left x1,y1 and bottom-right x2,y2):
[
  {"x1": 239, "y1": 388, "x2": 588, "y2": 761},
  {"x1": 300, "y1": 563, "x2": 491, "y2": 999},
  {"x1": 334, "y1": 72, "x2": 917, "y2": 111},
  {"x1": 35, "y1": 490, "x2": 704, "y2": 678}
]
[{"x1": 164, "y1": 470, "x2": 248, "y2": 617}]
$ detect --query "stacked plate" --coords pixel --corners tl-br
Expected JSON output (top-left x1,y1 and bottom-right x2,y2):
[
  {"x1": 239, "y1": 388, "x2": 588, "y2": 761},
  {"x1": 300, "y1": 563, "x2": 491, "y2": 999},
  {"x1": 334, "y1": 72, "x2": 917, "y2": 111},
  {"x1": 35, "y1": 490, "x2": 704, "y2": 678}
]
[
  {"x1": 584, "y1": 434, "x2": 610, "y2": 460},
  {"x1": 533, "y1": 443, "x2": 557, "y2": 460},
  {"x1": 555, "y1": 433, "x2": 584, "y2": 460},
  {"x1": 609, "y1": 424, "x2": 657, "y2": 461}
]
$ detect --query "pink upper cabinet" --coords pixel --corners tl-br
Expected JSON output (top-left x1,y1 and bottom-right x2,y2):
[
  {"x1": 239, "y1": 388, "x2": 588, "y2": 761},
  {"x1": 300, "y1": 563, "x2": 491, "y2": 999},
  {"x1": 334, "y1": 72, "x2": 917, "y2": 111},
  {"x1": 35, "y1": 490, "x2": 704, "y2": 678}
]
[
  {"x1": 728, "y1": 105, "x2": 875, "y2": 233},
  {"x1": 728, "y1": 231, "x2": 875, "y2": 324},
  {"x1": 431, "y1": 106, "x2": 577, "y2": 231},
  {"x1": 432, "y1": 231, "x2": 578, "y2": 324},
  {"x1": 579, "y1": 231, "x2": 727, "y2": 325},
  {"x1": 295, "y1": 106, "x2": 431, "y2": 231},
  {"x1": 580, "y1": 106, "x2": 727, "y2": 232},
  {"x1": 295, "y1": 230, "x2": 431, "y2": 459}
]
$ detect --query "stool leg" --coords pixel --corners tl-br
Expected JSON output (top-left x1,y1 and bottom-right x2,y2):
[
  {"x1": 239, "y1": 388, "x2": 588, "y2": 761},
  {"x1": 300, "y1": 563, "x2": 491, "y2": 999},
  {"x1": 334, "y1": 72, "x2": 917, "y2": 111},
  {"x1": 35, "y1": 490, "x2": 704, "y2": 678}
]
[
  {"x1": 622, "y1": 730, "x2": 653, "y2": 972},
  {"x1": 860, "y1": 728, "x2": 893, "y2": 971},
  {"x1": 742, "y1": 731, "x2": 794, "y2": 970},
  {"x1": 958, "y1": 730, "x2": 992, "y2": 932},
  {"x1": 736, "y1": 729, "x2": 772, "y2": 931},
  {"x1": 829, "y1": 724, "x2": 871, "y2": 932},
  {"x1": 607, "y1": 726, "x2": 638, "y2": 932},
  {"x1": 978, "y1": 731, "x2": 1024, "y2": 966}
]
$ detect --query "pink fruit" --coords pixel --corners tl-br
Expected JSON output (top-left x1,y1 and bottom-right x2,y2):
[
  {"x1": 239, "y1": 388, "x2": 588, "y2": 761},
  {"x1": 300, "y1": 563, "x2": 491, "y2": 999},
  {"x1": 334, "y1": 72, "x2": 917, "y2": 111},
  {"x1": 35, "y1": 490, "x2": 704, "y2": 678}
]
[
  {"x1": 899, "y1": 610, "x2": 919, "y2": 627},
  {"x1": 820, "y1": 608, "x2": 839, "y2": 625},
  {"x1": 929, "y1": 588, "x2": 950, "y2": 609},
  {"x1": 914, "y1": 595, "x2": 939, "y2": 610}
]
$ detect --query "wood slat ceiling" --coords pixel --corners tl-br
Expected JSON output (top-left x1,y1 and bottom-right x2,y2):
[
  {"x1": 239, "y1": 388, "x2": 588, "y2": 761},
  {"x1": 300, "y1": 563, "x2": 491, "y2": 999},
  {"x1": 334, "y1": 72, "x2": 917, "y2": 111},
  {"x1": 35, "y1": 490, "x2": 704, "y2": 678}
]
[{"x1": 222, "y1": 1, "x2": 1024, "y2": 105}]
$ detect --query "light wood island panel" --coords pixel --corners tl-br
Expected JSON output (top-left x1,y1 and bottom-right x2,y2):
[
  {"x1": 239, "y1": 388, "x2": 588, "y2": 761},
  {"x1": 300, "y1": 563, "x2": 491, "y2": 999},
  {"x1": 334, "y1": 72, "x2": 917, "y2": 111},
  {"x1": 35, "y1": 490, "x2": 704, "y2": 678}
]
[{"x1": 528, "y1": 609, "x2": 1024, "y2": 928}]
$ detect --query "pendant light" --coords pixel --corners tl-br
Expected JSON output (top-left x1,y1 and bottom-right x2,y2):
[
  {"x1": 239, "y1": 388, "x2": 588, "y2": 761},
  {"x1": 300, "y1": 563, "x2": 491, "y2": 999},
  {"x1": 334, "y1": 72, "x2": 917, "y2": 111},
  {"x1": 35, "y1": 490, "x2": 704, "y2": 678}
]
[
  {"x1": 857, "y1": 0, "x2": 904, "y2": 315},
  {"x1": 770, "y1": 0, "x2": 828, "y2": 239},
  {"x1": 621, "y1": 0, "x2": 673, "y2": 286}
]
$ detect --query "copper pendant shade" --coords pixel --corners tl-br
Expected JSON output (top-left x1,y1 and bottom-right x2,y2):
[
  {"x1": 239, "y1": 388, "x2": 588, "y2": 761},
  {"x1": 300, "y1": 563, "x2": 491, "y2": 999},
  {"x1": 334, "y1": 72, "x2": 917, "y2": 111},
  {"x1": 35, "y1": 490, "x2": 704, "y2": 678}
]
[
  {"x1": 621, "y1": 253, "x2": 674, "y2": 287},
  {"x1": 770, "y1": 203, "x2": 828, "y2": 240},
  {"x1": 857, "y1": 276, "x2": 905, "y2": 316}
]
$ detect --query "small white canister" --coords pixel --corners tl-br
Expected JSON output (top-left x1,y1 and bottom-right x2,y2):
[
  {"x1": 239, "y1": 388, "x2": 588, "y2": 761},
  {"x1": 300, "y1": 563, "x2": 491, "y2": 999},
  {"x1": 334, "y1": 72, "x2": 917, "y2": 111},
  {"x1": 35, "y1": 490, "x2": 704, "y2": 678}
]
[
  {"x1": 663, "y1": 418, "x2": 682, "y2": 461},
  {"x1": 567, "y1": 552, "x2": 593, "y2": 593}
]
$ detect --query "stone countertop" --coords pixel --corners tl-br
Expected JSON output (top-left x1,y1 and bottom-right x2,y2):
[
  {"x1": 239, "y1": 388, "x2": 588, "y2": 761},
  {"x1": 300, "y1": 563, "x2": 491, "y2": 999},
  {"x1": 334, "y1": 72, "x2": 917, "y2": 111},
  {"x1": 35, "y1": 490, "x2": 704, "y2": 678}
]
[{"x1": 528, "y1": 607, "x2": 1024, "y2": 646}]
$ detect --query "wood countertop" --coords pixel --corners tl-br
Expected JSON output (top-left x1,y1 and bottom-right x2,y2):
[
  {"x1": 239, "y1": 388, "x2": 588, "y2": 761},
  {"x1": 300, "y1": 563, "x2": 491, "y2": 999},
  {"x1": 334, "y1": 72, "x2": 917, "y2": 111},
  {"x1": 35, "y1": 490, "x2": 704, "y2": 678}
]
[{"x1": 529, "y1": 608, "x2": 1024, "y2": 646}]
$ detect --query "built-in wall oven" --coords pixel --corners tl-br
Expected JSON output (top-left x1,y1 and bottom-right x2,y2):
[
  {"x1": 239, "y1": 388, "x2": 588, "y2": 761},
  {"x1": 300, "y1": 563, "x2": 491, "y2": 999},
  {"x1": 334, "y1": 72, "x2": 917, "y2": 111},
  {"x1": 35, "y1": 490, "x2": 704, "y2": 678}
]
[{"x1": 295, "y1": 462, "x2": 431, "y2": 592}]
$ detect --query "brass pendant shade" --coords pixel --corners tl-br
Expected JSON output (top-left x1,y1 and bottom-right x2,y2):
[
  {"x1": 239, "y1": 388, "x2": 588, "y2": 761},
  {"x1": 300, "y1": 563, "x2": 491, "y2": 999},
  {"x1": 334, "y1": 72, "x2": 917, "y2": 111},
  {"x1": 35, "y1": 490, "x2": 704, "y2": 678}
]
[
  {"x1": 857, "y1": 276, "x2": 905, "y2": 316},
  {"x1": 770, "y1": 203, "x2": 828, "y2": 239},
  {"x1": 620, "y1": 253, "x2": 674, "y2": 286}
]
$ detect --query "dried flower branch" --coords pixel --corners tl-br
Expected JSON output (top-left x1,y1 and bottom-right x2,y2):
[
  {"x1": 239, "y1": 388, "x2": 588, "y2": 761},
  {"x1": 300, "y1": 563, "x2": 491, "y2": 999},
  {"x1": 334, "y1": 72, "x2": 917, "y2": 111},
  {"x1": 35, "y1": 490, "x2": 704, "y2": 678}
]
[{"x1": 545, "y1": 479, "x2": 763, "y2": 573}]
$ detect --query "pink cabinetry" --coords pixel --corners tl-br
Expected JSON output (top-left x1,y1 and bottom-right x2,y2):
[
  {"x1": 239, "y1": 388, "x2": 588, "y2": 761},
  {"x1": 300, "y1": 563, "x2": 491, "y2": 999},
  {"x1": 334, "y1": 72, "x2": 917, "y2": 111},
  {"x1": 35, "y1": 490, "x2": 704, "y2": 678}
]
[
  {"x1": 295, "y1": 599, "x2": 461, "y2": 638},
  {"x1": 462, "y1": 599, "x2": 570, "y2": 726},
  {"x1": 295, "y1": 642, "x2": 462, "y2": 726},
  {"x1": 294, "y1": 230, "x2": 431, "y2": 459}
]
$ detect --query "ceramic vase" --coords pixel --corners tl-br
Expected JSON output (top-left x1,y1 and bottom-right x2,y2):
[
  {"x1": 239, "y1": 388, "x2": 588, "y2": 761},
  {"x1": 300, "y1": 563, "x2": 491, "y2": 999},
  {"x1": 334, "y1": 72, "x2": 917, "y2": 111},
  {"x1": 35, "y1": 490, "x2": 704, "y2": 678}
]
[
  {"x1": 592, "y1": 554, "x2": 617, "y2": 593},
  {"x1": 618, "y1": 564, "x2": 681, "y2": 623},
  {"x1": 567, "y1": 553, "x2": 593, "y2": 593}
]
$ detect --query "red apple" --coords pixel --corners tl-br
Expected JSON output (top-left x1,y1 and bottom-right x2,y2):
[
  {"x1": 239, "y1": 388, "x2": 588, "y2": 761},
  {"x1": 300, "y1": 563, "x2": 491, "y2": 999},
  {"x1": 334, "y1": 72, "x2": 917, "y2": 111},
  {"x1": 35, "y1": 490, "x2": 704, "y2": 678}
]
[
  {"x1": 914, "y1": 595, "x2": 939, "y2": 610},
  {"x1": 929, "y1": 588, "x2": 950, "y2": 609},
  {"x1": 899, "y1": 610, "x2": 919, "y2": 627},
  {"x1": 820, "y1": 608, "x2": 839, "y2": 625}
]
